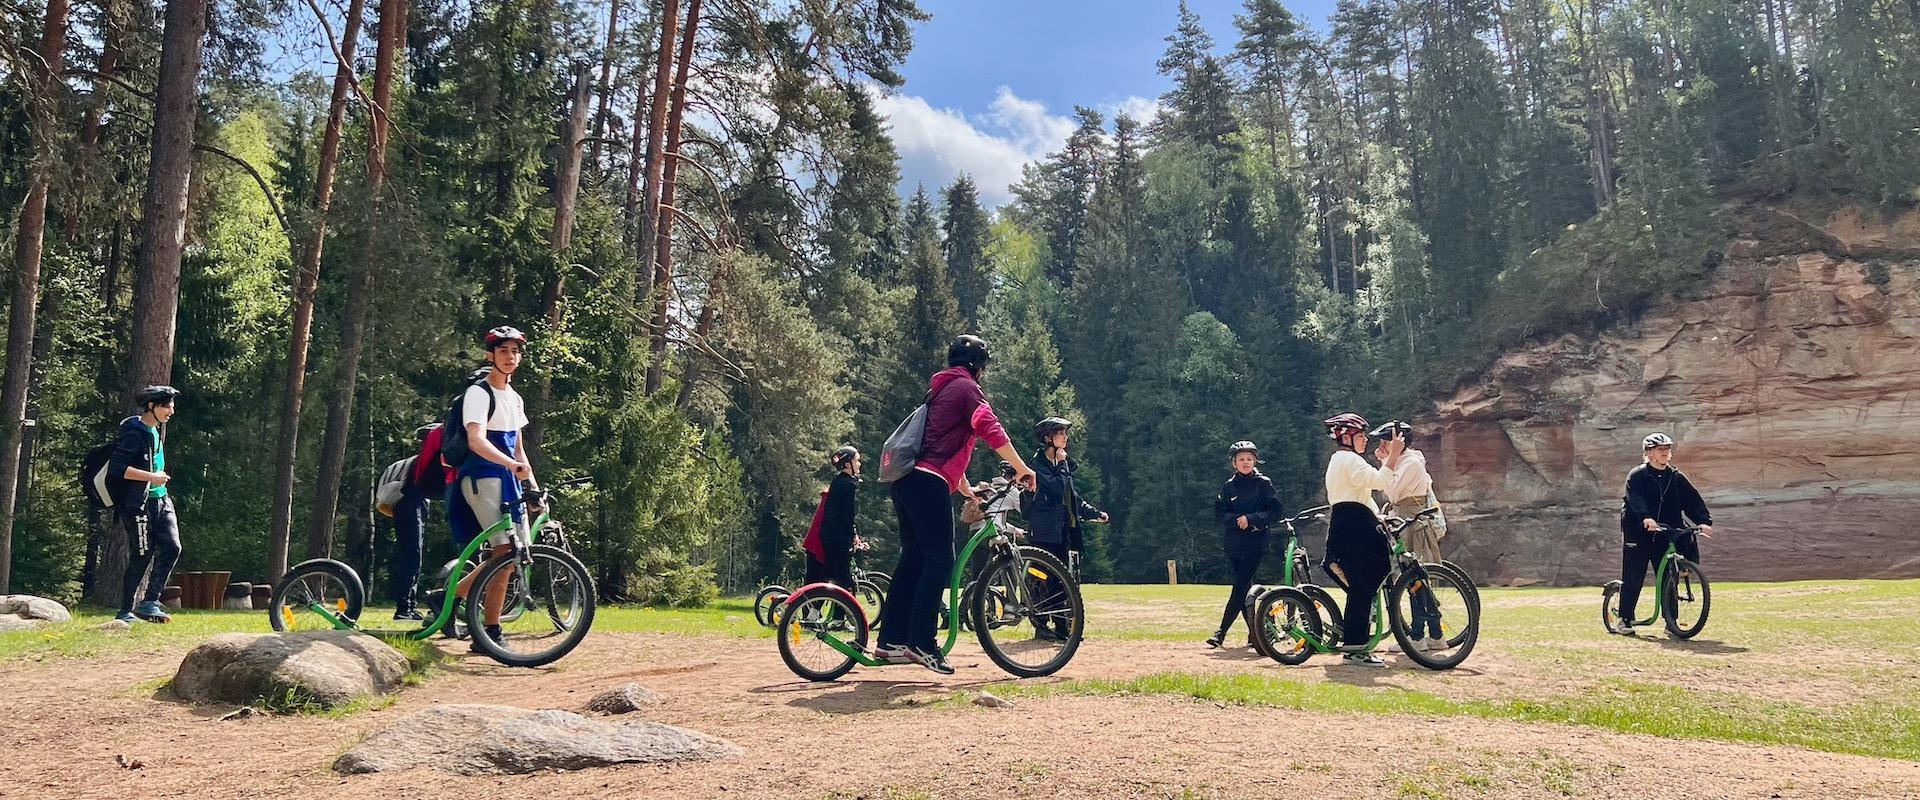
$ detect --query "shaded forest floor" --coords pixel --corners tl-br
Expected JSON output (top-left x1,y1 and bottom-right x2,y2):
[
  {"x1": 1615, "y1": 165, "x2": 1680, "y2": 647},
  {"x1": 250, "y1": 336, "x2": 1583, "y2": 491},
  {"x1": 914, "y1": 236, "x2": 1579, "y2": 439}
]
[{"x1": 4, "y1": 581, "x2": 1918, "y2": 799}]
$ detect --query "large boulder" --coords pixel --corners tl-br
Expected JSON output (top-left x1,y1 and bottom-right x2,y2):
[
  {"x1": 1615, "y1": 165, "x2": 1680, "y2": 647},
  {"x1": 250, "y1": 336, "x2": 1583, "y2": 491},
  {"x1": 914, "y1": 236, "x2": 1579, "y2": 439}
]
[
  {"x1": 334, "y1": 704, "x2": 741, "y2": 775},
  {"x1": 0, "y1": 594, "x2": 71, "y2": 627},
  {"x1": 170, "y1": 630, "x2": 410, "y2": 709}
]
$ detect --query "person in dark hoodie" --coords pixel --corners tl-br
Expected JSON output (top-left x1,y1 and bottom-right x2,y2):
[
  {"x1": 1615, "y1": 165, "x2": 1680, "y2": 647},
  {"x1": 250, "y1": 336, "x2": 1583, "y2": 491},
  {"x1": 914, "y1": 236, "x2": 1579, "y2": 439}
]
[
  {"x1": 803, "y1": 446, "x2": 862, "y2": 589},
  {"x1": 875, "y1": 334, "x2": 1035, "y2": 675},
  {"x1": 1209, "y1": 440, "x2": 1282, "y2": 649},
  {"x1": 1027, "y1": 417, "x2": 1107, "y2": 640},
  {"x1": 109, "y1": 385, "x2": 183, "y2": 624},
  {"x1": 1615, "y1": 432, "x2": 1715, "y2": 634}
]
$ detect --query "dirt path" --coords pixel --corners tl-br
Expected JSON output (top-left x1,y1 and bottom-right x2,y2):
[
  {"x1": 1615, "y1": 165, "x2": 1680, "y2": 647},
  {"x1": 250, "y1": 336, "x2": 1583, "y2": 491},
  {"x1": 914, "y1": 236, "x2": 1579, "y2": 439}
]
[{"x1": 5, "y1": 633, "x2": 1918, "y2": 800}]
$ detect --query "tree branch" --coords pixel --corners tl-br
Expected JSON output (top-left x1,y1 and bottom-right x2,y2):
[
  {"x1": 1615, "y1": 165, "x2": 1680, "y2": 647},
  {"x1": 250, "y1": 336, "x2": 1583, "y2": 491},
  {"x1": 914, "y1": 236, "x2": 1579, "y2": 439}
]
[
  {"x1": 194, "y1": 143, "x2": 295, "y2": 242},
  {"x1": 297, "y1": 0, "x2": 385, "y2": 124},
  {"x1": 63, "y1": 68, "x2": 153, "y2": 100}
]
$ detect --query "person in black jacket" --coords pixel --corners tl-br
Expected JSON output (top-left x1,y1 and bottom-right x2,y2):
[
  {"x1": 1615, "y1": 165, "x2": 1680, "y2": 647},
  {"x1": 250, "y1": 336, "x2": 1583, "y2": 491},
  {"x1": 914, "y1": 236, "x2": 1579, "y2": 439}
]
[
  {"x1": 1028, "y1": 418, "x2": 1107, "y2": 640},
  {"x1": 805, "y1": 446, "x2": 861, "y2": 588},
  {"x1": 109, "y1": 386, "x2": 183, "y2": 624},
  {"x1": 1616, "y1": 432, "x2": 1715, "y2": 633},
  {"x1": 1210, "y1": 440, "x2": 1282, "y2": 648}
]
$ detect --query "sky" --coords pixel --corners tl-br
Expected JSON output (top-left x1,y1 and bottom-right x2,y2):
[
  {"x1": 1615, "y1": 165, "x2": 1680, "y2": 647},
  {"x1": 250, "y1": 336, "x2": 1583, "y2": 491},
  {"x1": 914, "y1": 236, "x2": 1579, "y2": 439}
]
[{"x1": 881, "y1": 0, "x2": 1338, "y2": 206}]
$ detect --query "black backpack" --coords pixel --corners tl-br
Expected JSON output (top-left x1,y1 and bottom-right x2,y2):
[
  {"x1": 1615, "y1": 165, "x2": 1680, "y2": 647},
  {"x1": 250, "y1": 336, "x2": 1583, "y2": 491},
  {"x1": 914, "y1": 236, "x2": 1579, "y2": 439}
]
[
  {"x1": 78, "y1": 417, "x2": 138, "y2": 509},
  {"x1": 438, "y1": 377, "x2": 497, "y2": 471}
]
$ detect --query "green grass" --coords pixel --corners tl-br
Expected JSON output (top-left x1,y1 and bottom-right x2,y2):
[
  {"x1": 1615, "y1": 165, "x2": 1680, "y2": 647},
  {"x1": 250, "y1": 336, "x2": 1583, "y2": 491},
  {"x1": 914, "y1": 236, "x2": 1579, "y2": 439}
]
[{"x1": 981, "y1": 671, "x2": 1920, "y2": 761}]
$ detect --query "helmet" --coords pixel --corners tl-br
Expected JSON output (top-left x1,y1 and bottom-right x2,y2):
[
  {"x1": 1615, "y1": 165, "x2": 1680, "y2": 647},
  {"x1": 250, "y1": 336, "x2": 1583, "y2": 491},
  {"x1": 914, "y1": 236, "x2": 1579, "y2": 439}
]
[
  {"x1": 135, "y1": 385, "x2": 180, "y2": 407},
  {"x1": 1324, "y1": 413, "x2": 1369, "y2": 442},
  {"x1": 998, "y1": 462, "x2": 1017, "y2": 479},
  {"x1": 1642, "y1": 432, "x2": 1674, "y2": 450},
  {"x1": 415, "y1": 422, "x2": 442, "y2": 438},
  {"x1": 1369, "y1": 420, "x2": 1412, "y2": 440},
  {"x1": 484, "y1": 325, "x2": 528, "y2": 350},
  {"x1": 1229, "y1": 440, "x2": 1259, "y2": 457},
  {"x1": 830, "y1": 446, "x2": 859, "y2": 467},
  {"x1": 1033, "y1": 417, "x2": 1072, "y2": 443},
  {"x1": 946, "y1": 334, "x2": 991, "y2": 374}
]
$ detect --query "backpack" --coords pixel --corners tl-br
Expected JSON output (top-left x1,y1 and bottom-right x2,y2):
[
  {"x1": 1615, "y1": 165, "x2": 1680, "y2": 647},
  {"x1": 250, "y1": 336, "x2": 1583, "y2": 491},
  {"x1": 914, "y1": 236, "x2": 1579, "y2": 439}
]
[
  {"x1": 411, "y1": 424, "x2": 449, "y2": 495},
  {"x1": 438, "y1": 378, "x2": 497, "y2": 471},
  {"x1": 877, "y1": 387, "x2": 941, "y2": 483},
  {"x1": 79, "y1": 441, "x2": 120, "y2": 510},
  {"x1": 375, "y1": 456, "x2": 416, "y2": 517},
  {"x1": 801, "y1": 488, "x2": 829, "y2": 562}
]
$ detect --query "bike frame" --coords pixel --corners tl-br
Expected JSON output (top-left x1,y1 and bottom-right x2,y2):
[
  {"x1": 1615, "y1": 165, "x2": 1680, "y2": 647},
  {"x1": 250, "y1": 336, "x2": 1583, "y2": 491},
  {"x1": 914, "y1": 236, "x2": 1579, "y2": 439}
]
[
  {"x1": 1278, "y1": 510, "x2": 1437, "y2": 655},
  {"x1": 1279, "y1": 506, "x2": 1330, "y2": 586},
  {"x1": 298, "y1": 502, "x2": 555, "y2": 640},
  {"x1": 808, "y1": 516, "x2": 1019, "y2": 666},
  {"x1": 1628, "y1": 532, "x2": 1695, "y2": 627}
]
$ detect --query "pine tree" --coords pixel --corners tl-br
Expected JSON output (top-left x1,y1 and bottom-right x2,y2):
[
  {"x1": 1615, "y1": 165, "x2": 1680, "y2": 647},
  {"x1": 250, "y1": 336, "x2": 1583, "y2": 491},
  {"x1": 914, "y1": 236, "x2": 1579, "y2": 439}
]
[
  {"x1": 940, "y1": 175, "x2": 993, "y2": 327},
  {"x1": 898, "y1": 187, "x2": 962, "y2": 384}
]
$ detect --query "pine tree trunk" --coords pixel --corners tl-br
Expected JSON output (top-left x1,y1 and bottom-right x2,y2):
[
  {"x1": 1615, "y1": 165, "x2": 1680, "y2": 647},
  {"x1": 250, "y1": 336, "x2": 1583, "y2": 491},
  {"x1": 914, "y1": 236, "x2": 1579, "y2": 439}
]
[
  {"x1": 306, "y1": 0, "x2": 406, "y2": 560},
  {"x1": 98, "y1": 0, "x2": 206, "y2": 607},
  {"x1": 268, "y1": 0, "x2": 368, "y2": 584},
  {"x1": 635, "y1": 0, "x2": 681, "y2": 306},
  {"x1": 126, "y1": 0, "x2": 209, "y2": 395},
  {"x1": 67, "y1": 0, "x2": 122, "y2": 240},
  {"x1": 0, "y1": 0, "x2": 71, "y2": 592},
  {"x1": 528, "y1": 64, "x2": 595, "y2": 463},
  {"x1": 645, "y1": 0, "x2": 701, "y2": 396},
  {"x1": 586, "y1": 0, "x2": 622, "y2": 171}
]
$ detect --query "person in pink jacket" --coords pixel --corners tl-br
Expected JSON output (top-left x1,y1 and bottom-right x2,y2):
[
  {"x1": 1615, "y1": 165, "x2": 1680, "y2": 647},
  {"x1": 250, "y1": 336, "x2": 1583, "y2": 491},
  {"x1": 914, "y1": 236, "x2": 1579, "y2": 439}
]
[{"x1": 875, "y1": 335, "x2": 1036, "y2": 674}]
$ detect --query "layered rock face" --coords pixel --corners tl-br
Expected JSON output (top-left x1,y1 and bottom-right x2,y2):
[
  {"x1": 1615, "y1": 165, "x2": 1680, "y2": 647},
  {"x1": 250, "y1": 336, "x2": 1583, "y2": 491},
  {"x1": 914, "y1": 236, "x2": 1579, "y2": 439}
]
[{"x1": 1428, "y1": 205, "x2": 1920, "y2": 585}]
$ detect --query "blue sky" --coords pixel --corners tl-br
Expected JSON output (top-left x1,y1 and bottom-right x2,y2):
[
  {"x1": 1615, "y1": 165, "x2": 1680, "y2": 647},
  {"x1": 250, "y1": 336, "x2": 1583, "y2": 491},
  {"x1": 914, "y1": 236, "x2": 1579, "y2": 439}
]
[{"x1": 882, "y1": 0, "x2": 1337, "y2": 205}]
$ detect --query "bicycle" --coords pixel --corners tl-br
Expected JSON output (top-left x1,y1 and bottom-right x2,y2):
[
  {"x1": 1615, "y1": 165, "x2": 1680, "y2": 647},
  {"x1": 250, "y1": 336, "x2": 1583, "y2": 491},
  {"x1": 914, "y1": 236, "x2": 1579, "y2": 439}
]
[
  {"x1": 267, "y1": 477, "x2": 597, "y2": 667},
  {"x1": 1253, "y1": 507, "x2": 1480, "y2": 670},
  {"x1": 1244, "y1": 506, "x2": 1345, "y2": 660},
  {"x1": 776, "y1": 483, "x2": 1083, "y2": 681},
  {"x1": 1601, "y1": 525, "x2": 1711, "y2": 638},
  {"x1": 754, "y1": 542, "x2": 889, "y2": 629}
]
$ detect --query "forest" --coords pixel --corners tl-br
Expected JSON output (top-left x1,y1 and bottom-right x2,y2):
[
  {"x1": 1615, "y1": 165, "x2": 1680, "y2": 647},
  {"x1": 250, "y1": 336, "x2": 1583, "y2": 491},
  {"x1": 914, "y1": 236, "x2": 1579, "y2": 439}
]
[{"x1": 0, "y1": 0, "x2": 1914, "y2": 604}]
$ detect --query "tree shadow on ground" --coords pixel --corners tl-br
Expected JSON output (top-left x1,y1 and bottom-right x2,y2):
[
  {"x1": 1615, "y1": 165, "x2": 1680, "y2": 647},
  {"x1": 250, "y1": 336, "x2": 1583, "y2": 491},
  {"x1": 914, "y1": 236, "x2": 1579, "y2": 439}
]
[{"x1": 1638, "y1": 636, "x2": 1749, "y2": 655}]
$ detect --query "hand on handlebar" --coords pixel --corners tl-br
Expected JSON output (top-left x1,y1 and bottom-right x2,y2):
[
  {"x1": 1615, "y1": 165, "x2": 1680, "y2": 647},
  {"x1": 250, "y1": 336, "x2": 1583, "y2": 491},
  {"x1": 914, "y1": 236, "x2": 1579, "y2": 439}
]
[{"x1": 1012, "y1": 465, "x2": 1037, "y2": 492}]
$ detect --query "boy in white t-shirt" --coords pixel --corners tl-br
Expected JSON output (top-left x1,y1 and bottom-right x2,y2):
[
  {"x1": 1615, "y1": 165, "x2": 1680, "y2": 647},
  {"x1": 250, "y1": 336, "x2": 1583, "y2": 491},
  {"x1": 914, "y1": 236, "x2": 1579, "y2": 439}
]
[{"x1": 452, "y1": 326, "x2": 538, "y2": 648}]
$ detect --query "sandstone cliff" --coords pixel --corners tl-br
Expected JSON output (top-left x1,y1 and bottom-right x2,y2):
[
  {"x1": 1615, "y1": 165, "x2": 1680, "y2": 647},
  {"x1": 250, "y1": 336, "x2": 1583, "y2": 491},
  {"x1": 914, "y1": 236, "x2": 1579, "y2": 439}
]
[{"x1": 1428, "y1": 203, "x2": 1920, "y2": 585}]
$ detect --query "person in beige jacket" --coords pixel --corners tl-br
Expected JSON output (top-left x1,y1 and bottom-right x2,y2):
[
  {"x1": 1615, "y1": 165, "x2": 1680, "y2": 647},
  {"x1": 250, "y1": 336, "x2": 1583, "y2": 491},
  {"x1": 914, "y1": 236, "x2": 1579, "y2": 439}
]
[{"x1": 1373, "y1": 421, "x2": 1447, "y2": 651}]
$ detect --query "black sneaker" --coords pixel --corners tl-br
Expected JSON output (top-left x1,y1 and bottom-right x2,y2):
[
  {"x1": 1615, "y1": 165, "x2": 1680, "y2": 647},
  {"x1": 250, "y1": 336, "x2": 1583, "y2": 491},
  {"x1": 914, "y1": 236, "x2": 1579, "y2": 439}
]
[
  {"x1": 906, "y1": 646, "x2": 954, "y2": 675},
  {"x1": 470, "y1": 624, "x2": 503, "y2": 653},
  {"x1": 1205, "y1": 630, "x2": 1226, "y2": 649},
  {"x1": 1033, "y1": 626, "x2": 1063, "y2": 642},
  {"x1": 393, "y1": 607, "x2": 425, "y2": 622}
]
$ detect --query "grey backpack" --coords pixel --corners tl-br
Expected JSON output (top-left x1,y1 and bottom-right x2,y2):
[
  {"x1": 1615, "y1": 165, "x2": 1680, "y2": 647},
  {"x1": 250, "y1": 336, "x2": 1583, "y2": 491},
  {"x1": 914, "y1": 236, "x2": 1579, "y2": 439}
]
[{"x1": 878, "y1": 388, "x2": 940, "y2": 483}]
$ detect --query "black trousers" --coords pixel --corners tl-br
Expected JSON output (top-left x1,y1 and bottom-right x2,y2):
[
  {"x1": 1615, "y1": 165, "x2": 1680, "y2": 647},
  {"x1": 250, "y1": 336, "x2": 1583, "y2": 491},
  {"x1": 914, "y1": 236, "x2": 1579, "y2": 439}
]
[
  {"x1": 804, "y1": 546, "x2": 855, "y2": 588},
  {"x1": 880, "y1": 470, "x2": 954, "y2": 652},
  {"x1": 390, "y1": 490, "x2": 426, "y2": 611},
  {"x1": 1216, "y1": 552, "x2": 1263, "y2": 635},
  {"x1": 1619, "y1": 529, "x2": 1701, "y2": 621},
  {"x1": 1325, "y1": 502, "x2": 1388, "y2": 649},
  {"x1": 1030, "y1": 539, "x2": 1072, "y2": 634},
  {"x1": 119, "y1": 496, "x2": 181, "y2": 615}
]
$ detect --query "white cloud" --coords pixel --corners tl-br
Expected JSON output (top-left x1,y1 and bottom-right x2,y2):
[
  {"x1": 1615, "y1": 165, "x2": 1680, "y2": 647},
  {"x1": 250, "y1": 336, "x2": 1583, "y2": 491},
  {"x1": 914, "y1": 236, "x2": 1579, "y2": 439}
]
[
  {"x1": 871, "y1": 86, "x2": 1076, "y2": 208},
  {"x1": 1105, "y1": 95, "x2": 1163, "y2": 127}
]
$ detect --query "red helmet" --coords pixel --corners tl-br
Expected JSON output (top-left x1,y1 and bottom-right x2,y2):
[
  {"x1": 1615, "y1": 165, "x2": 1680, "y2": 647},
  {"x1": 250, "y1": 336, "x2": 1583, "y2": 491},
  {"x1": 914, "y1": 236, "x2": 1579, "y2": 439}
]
[
  {"x1": 1323, "y1": 413, "x2": 1369, "y2": 442},
  {"x1": 484, "y1": 325, "x2": 527, "y2": 350}
]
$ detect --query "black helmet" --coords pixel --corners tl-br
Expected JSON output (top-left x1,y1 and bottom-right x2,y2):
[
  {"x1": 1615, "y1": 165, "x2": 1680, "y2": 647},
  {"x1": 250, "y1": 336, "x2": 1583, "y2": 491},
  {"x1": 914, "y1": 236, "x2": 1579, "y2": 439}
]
[
  {"x1": 998, "y1": 462, "x2": 1017, "y2": 479},
  {"x1": 947, "y1": 334, "x2": 991, "y2": 374},
  {"x1": 484, "y1": 325, "x2": 528, "y2": 350},
  {"x1": 1033, "y1": 417, "x2": 1072, "y2": 443},
  {"x1": 830, "y1": 446, "x2": 859, "y2": 467},
  {"x1": 415, "y1": 422, "x2": 442, "y2": 438},
  {"x1": 1229, "y1": 440, "x2": 1259, "y2": 457},
  {"x1": 135, "y1": 385, "x2": 180, "y2": 407}
]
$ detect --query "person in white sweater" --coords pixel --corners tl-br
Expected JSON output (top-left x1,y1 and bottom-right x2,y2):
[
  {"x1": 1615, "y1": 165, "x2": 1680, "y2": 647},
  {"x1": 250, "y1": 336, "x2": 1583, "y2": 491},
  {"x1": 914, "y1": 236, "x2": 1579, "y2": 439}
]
[{"x1": 1321, "y1": 412, "x2": 1403, "y2": 666}]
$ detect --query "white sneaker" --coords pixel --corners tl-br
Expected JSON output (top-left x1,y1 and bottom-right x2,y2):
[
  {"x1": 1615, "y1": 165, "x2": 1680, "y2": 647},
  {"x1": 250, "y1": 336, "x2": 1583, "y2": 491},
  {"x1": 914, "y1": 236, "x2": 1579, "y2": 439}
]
[
  {"x1": 1342, "y1": 651, "x2": 1387, "y2": 668},
  {"x1": 1422, "y1": 637, "x2": 1447, "y2": 652},
  {"x1": 869, "y1": 643, "x2": 913, "y2": 665}
]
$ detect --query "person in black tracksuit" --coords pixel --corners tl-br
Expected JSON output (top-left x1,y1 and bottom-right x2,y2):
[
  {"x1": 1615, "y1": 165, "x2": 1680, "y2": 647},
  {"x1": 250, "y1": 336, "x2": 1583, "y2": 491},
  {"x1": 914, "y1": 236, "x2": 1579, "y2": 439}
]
[
  {"x1": 1027, "y1": 418, "x2": 1106, "y2": 640},
  {"x1": 806, "y1": 447, "x2": 861, "y2": 588},
  {"x1": 1617, "y1": 432, "x2": 1714, "y2": 632},
  {"x1": 1210, "y1": 440, "x2": 1282, "y2": 648},
  {"x1": 110, "y1": 385, "x2": 184, "y2": 624}
]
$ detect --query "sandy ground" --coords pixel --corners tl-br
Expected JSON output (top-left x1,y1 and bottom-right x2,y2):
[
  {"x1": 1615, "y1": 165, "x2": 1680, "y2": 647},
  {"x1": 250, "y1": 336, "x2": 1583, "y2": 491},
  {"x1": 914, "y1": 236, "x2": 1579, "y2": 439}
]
[{"x1": 5, "y1": 629, "x2": 1918, "y2": 800}]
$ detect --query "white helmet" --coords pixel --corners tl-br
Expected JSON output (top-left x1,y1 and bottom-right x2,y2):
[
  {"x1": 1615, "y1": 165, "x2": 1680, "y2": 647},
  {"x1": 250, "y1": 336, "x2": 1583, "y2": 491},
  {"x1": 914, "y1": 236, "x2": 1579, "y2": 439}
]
[{"x1": 1642, "y1": 432, "x2": 1675, "y2": 450}]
